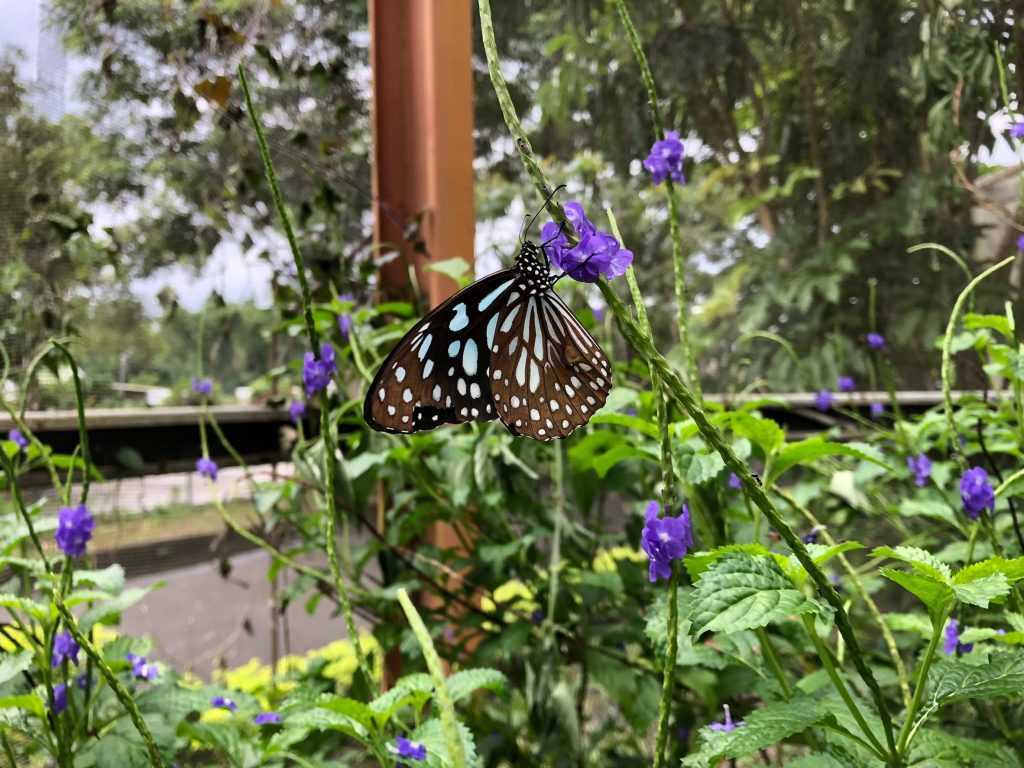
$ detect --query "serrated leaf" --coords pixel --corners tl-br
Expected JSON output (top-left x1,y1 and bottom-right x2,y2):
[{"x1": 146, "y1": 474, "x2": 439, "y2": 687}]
[
  {"x1": 767, "y1": 438, "x2": 890, "y2": 485},
  {"x1": 0, "y1": 693, "x2": 44, "y2": 718},
  {"x1": 926, "y1": 652, "x2": 1024, "y2": 708},
  {"x1": 589, "y1": 412, "x2": 659, "y2": 438},
  {"x1": 73, "y1": 564, "x2": 125, "y2": 594},
  {"x1": 446, "y1": 668, "x2": 506, "y2": 703},
  {"x1": 682, "y1": 696, "x2": 833, "y2": 766},
  {"x1": 0, "y1": 651, "x2": 33, "y2": 686},
  {"x1": 872, "y1": 546, "x2": 951, "y2": 582},
  {"x1": 368, "y1": 672, "x2": 433, "y2": 724},
  {"x1": 951, "y1": 573, "x2": 1010, "y2": 608},
  {"x1": 879, "y1": 568, "x2": 953, "y2": 624},
  {"x1": 685, "y1": 554, "x2": 820, "y2": 637},
  {"x1": 909, "y1": 728, "x2": 1019, "y2": 767},
  {"x1": 79, "y1": 587, "x2": 154, "y2": 632},
  {"x1": 412, "y1": 717, "x2": 480, "y2": 768},
  {"x1": 730, "y1": 412, "x2": 785, "y2": 456},
  {"x1": 954, "y1": 556, "x2": 1024, "y2": 585},
  {"x1": 684, "y1": 544, "x2": 771, "y2": 580}
]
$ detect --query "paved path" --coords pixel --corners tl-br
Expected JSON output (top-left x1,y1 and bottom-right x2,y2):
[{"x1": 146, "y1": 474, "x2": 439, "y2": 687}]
[{"x1": 121, "y1": 548, "x2": 369, "y2": 677}]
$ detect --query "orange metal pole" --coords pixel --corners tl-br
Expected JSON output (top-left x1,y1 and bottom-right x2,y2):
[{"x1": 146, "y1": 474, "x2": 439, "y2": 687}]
[
  {"x1": 369, "y1": 0, "x2": 476, "y2": 680},
  {"x1": 370, "y1": 0, "x2": 475, "y2": 306}
]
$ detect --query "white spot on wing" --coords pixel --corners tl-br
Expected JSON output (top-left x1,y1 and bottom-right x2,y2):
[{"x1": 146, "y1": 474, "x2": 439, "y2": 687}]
[
  {"x1": 432, "y1": 385, "x2": 441, "y2": 401},
  {"x1": 396, "y1": 367, "x2": 406, "y2": 382},
  {"x1": 418, "y1": 334, "x2": 432, "y2": 361},
  {"x1": 470, "y1": 382, "x2": 481, "y2": 399},
  {"x1": 449, "y1": 303, "x2": 469, "y2": 331},
  {"x1": 403, "y1": 388, "x2": 413, "y2": 403},
  {"x1": 478, "y1": 279, "x2": 514, "y2": 311},
  {"x1": 462, "y1": 339, "x2": 478, "y2": 376},
  {"x1": 423, "y1": 359, "x2": 434, "y2": 378},
  {"x1": 448, "y1": 340, "x2": 461, "y2": 357},
  {"x1": 529, "y1": 360, "x2": 540, "y2": 393}
]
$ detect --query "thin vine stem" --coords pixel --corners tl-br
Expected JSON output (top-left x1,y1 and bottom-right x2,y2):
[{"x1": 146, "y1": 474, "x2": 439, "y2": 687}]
[
  {"x1": 53, "y1": 600, "x2": 166, "y2": 767},
  {"x1": 1, "y1": 453, "x2": 51, "y2": 572},
  {"x1": 940, "y1": 255, "x2": 1014, "y2": 463},
  {"x1": 49, "y1": 341, "x2": 92, "y2": 505},
  {"x1": 397, "y1": 588, "x2": 467, "y2": 768},
  {"x1": 597, "y1": 279, "x2": 899, "y2": 760},
  {"x1": 895, "y1": 606, "x2": 951, "y2": 756},
  {"x1": 612, "y1": 0, "x2": 700, "y2": 396}
]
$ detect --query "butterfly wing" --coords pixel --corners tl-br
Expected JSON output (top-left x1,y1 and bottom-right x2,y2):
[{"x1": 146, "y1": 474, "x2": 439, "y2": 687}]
[
  {"x1": 488, "y1": 287, "x2": 611, "y2": 441},
  {"x1": 364, "y1": 269, "x2": 520, "y2": 434}
]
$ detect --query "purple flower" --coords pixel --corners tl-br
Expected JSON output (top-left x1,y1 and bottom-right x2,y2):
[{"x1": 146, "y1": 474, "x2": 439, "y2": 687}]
[
  {"x1": 288, "y1": 400, "x2": 306, "y2": 424},
  {"x1": 866, "y1": 332, "x2": 886, "y2": 350},
  {"x1": 191, "y1": 377, "x2": 213, "y2": 396},
  {"x1": 302, "y1": 343, "x2": 337, "y2": 396},
  {"x1": 211, "y1": 696, "x2": 237, "y2": 712},
  {"x1": 907, "y1": 454, "x2": 932, "y2": 487},
  {"x1": 75, "y1": 673, "x2": 90, "y2": 690},
  {"x1": 55, "y1": 504, "x2": 95, "y2": 557},
  {"x1": 530, "y1": 608, "x2": 545, "y2": 625},
  {"x1": 540, "y1": 202, "x2": 633, "y2": 283},
  {"x1": 52, "y1": 683, "x2": 68, "y2": 715},
  {"x1": 727, "y1": 473, "x2": 741, "y2": 490},
  {"x1": 1017, "y1": 233, "x2": 1024, "y2": 253},
  {"x1": 254, "y1": 711, "x2": 281, "y2": 725},
  {"x1": 127, "y1": 653, "x2": 159, "y2": 681},
  {"x1": 801, "y1": 528, "x2": 820, "y2": 545},
  {"x1": 51, "y1": 631, "x2": 80, "y2": 667},
  {"x1": 960, "y1": 467, "x2": 995, "y2": 519},
  {"x1": 395, "y1": 736, "x2": 427, "y2": 761},
  {"x1": 592, "y1": 305, "x2": 605, "y2": 322},
  {"x1": 338, "y1": 293, "x2": 354, "y2": 340},
  {"x1": 196, "y1": 456, "x2": 218, "y2": 481},
  {"x1": 643, "y1": 130, "x2": 686, "y2": 186},
  {"x1": 708, "y1": 704, "x2": 744, "y2": 733},
  {"x1": 870, "y1": 402, "x2": 885, "y2": 419},
  {"x1": 1009, "y1": 123, "x2": 1024, "y2": 139},
  {"x1": 837, "y1": 376, "x2": 855, "y2": 393},
  {"x1": 7, "y1": 428, "x2": 28, "y2": 450},
  {"x1": 640, "y1": 501, "x2": 694, "y2": 583},
  {"x1": 814, "y1": 390, "x2": 834, "y2": 412},
  {"x1": 943, "y1": 618, "x2": 973, "y2": 655}
]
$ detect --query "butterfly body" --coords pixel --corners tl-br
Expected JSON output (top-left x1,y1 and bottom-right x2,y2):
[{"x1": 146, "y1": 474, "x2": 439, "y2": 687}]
[{"x1": 364, "y1": 241, "x2": 611, "y2": 441}]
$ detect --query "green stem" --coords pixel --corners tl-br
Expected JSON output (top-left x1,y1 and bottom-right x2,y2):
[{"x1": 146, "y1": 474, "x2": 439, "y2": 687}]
[
  {"x1": 477, "y1": 0, "x2": 577, "y2": 245},
  {"x1": 205, "y1": 407, "x2": 254, "y2": 487},
  {"x1": 896, "y1": 607, "x2": 950, "y2": 756},
  {"x1": 545, "y1": 442, "x2": 565, "y2": 647},
  {"x1": 396, "y1": 588, "x2": 467, "y2": 768},
  {"x1": 49, "y1": 341, "x2": 92, "y2": 505},
  {"x1": 801, "y1": 615, "x2": 888, "y2": 762},
  {"x1": 778, "y1": 489, "x2": 912, "y2": 710},
  {"x1": 597, "y1": 279, "x2": 899, "y2": 758},
  {"x1": 1, "y1": 453, "x2": 50, "y2": 572},
  {"x1": 2, "y1": 731, "x2": 17, "y2": 768},
  {"x1": 756, "y1": 628, "x2": 792, "y2": 700},
  {"x1": 238, "y1": 65, "x2": 320, "y2": 352},
  {"x1": 940, "y1": 255, "x2": 1014, "y2": 464},
  {"x1": 653, "y1": 567, "x2": 680, "y2": 768},
  {"x1": 612, "y1": 0, "x2": 700, "y2": 396},
  {"x1": 321, "y1": 397, "x2": 373, "y2": 690},
  {"x1": 53, "y1": 600, "x2": 165, "y2": 767}
]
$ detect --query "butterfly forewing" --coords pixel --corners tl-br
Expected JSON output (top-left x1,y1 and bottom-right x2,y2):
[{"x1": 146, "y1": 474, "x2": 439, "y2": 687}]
[
  {"x1": 363, "y1": 270, "x2": 517, "y2": 433},
  {"x1": 488, "y1": 288, "x2": 611, "y2": 441},
  {"x1": 364, "y1": 241, "x2": 612, "y2": 441}
]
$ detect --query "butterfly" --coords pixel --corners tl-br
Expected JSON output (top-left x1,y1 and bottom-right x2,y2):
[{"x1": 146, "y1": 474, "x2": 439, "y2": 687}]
[{"x1": 363, "y1": 237, "x2": 612, "y2": 442}]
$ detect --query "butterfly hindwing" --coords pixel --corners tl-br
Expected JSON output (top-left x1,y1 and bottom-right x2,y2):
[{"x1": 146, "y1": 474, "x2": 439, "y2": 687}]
[
  {"x1": 488, "y1": 287, "x2": 611, "y2": 441},
  {"x1": 363, "y1": 270, "x2": 518, "y2": 434}
]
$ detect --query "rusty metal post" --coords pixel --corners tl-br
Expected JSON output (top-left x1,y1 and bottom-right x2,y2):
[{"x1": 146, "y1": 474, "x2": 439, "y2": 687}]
[
  {"x1": 370, "y1": 0, "x2": 476, "y2": 306},
  {"x1": 369, "y1": 0, "x2": 476, "y2": 682}
]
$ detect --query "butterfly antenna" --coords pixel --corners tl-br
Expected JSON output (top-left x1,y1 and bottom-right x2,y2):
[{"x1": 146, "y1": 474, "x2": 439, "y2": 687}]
[{"x1": 523, "y1": 184, "x2": 567, "y2": 240}]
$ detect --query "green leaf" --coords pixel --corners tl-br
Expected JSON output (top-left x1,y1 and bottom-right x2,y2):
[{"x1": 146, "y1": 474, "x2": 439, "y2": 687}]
[
  {"x1": 424, "y1": 258, "x2": 471, "y2": 286},
  {"x1": 412, "y1": 717, "x2": 479, "y2": 768},
  {"x1": 730, "y1": 412, "x2": 785, "y2": 456},
  {"x1": 872, "y1": 546, "x2": 951, "y2": 582},
  {"x1": 784, "y1": 542, "x2": 862, "y2": 587},
  {"x1": 445, "y1": 668, "x2": 506, "y2": 702},
  {"x1": 686, "y1": 451, "x2": 726, "y2": 485},
  {"x1": 909, "y1": 728, "x2": 1019, "y2": 767},
  {"x1": 79, "y1": 586, "x2": 155, "y2": 632},
  {"x1": 926, "y1": 652, "x2": 1024, "y2": 708},
  {"x1": 954, "y1": 556, "x2": 1024, "y2": 585},
  {"x1": 879, "y1": 568, "x2": 953, "y2": 624},
  {"x1": 683, "y1": 544, "x2": 771, "y2": 580},
  {"x1": 685, "y1": 553, "x2": 821, "y2": 637},
  {"x1": 767, "y1": 438, "x2": 890, "y2": 485},
  {"x1": 0, "y1": 593, "x2": 49, "y2": 621},
  {"x1": 0, "y1": 651, "x2": 33, "y2": 686},
  {"x1": 0, "y1": 693, "x2": 44, "y2": 718},
  {"x1": 683, "y1": 696, "x2": 833, "y2": 766},
  {"x1": 368, "y1": 673, "x2": 434, "y2": 724},
  {"x1": 589, "y1": 411, "x2": 659, "y2": 438},
  {"x1": 73, "y1": 564, "x2": 126, "y2": 594},
  {"x1": 951, "y1": 573, "x2": 1010, "y2": 608},
  {"x1": 963, "y1": 313, "x2": 1013, "y2": 339}
]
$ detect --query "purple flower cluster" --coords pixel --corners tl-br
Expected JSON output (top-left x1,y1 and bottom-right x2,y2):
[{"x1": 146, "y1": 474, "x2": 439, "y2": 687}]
[
  {"x1": 640, "y1": 501, "x2": 694, "y2": 583},
  {"x1": 943, "y1": 618, "x2": 973, "y2": 656},
  {"x1": 709, "y1": 704, "x2": 744, "y2": 733},
  {"x1": 960, "y1": 467, "x2": 995, "y2": 519},
  {"x1": 540, "y1": 202, "x2": 633, "y2": 283},
  {"x1": 338, "y1": 293, "x2": 354, "y2": 340},
  {"x1": 907, "y1": 454, "x2": 932, "y2": 487},
  {"x1": 7, "y1": 428, "x2": 28, "y2": 451},
  {"x1": 254, "y1": 711, "x2": 281, "y2": 725},
  {"x1": 191, "y1": 377, "x2": 213, "y2": 396},
  {"x1": 837, "y1": 376, "x2": 855, "y2": 393},
  {"x1": 52, "y1": 683, "x2": 68, "y2": 715},
  {"x1": 395, "y1": 736, "x2": 427, "y2": 761},
  {"x1": 303, "y1": 343, "x2": 337, "y2": 396},
  {"x1": 643, "y1": 130, "x2": 686, "y2": 186},
  {"x1": 814, "y1": 390, "x2": 834, "y2": 412},
  {"x1": 51, "y1": 631, "x2": 80, "y2": 667},
  {"x1": 289, "y1": 400, "x2": 306, "y2": 424},
  {"x1": 866, "y1": 332, "x2": 886, "y2": 350},
  {"x1": 55, "y1": 504, "x2": 95, "y2": 557},
  {"x1": 211, "y1": 696, "x2": 237, "y2": 712},
  {"x1": 127, "y1": 652, "x2": 159, "y2": 681},
  {"x1": 196, "y1": 456, "x2": 218, "y2": 481}
]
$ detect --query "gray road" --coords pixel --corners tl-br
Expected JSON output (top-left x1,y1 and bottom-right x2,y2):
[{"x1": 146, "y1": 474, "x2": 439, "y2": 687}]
[{"x1": 121, "y1": 548, "x2": 368, "y2": 677}]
